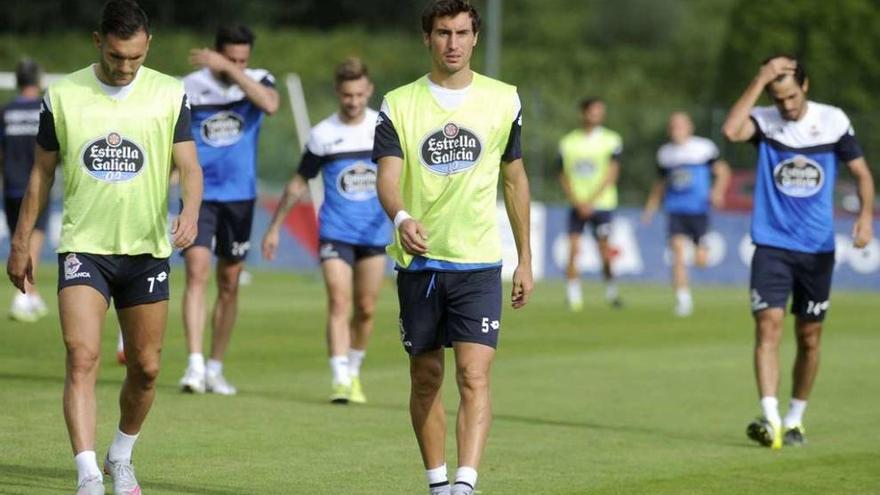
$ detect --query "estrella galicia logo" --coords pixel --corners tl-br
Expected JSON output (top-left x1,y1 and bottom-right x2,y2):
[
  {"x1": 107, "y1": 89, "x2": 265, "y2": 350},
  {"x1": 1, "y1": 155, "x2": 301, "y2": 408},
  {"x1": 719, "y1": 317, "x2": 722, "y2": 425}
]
[
  {"x1": 773, "y1": 155, "x2": 824, "y2": 198},
  {"x1": 419, "y1": 122, "x2": 483, "y2": 176},
  {"x1": 201, "y1": 111, "x2": 244, "y2": 147},
  {"x1": 574, "y1": 159, "x2": 596, "y2": 177},
  {"x1": 336, "y1": 162, "x2": 377, "y2": 201},
  {"x1": 670, "y1": 168, "x2": 693, "y2": 190},
  {"x1": 81, "y1": 132, "x2": 146, "y2": 183},
  {"x1": 63, "y1": 253, "x2": 91, "y2": 281}
]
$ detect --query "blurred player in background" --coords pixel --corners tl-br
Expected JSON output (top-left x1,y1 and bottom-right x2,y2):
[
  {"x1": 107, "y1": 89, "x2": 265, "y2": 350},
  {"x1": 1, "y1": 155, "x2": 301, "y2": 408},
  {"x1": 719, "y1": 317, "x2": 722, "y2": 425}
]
[
  {"x1": 558, "y1": 97, "x2": 624, "y2": 310},
  {"x1": 6, "y1": 1, "x2": 203, "y2": 492},
  {"x1": 2, "y1": 58, "x2": 49, "y2": 322},
  {"x1": 722, "y1": 55, "x2": 874, "y2": 448},
  {"x1": 375, "y1": 1, "x2": 533, "y2": 493},
  {"x1": 642, "y1": 112, "x2": 730, "y2": 316},
  {"x1": 262, "y1": 57, "x2": 390, "y2": 404},
  {"x1": 179, "y1": 23, "x2": 279, "y2": 395}
]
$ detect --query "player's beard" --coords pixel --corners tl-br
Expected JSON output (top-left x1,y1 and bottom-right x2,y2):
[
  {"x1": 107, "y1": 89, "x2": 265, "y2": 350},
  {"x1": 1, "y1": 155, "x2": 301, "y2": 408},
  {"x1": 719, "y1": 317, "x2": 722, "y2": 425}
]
[{"x1": 100, "y1": 59, "x2": 135, "y2": 86}]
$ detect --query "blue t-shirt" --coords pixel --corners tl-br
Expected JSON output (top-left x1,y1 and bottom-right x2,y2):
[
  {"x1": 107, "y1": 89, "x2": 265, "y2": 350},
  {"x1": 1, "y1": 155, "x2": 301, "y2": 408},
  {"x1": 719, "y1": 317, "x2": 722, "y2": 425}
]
[
  {"x1": 184, "y1": 67, "x2": 274, "y2": 202},
  {"x1": 749, "y1": 102, "x2": 863, "y2": 253},
  {"x1": 1, "y1": 95, "x2": 41, "y2": 198},
  {"x1": 656, "y1": 136, "x2": 719, "y2": 215},
  {"x1": 297, "y1": 109, "x2": 391, "y2": 247}
]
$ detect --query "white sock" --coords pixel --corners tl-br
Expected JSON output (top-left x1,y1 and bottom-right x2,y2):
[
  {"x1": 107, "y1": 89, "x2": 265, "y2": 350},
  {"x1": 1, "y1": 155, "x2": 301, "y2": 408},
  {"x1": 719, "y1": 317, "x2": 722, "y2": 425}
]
[
  {"x1": 348, "y1": 349, "x2": 366, "y2": 378},
  {"x1": 605, "y1": 283, "x2": 619, "y2": 301},
  {"x1": 27, "y1": 293, "x2": 46, "y2": 310},
  {"x1": 455, "y1": 466, "x2": 478, "y2": 489},
  {"x1": 676, "y1": 287, "x2": 692, "y2": 304},
  {"x1": 12, "y1": 292, "x2": 29, "y2": 309},
  {"x1": 74, "y1": 450, "x2": 102, "y2": 485},
  {"x1": 426, "y1": 464, "x2": 449, "y2": 487},
  {"x1": 188, "y1": 353, "x2": 205, "y2": 372},
  {"x1": 329, "y1": 356, "x2": 350, "y2": 386},
  {"x1": 784, "y1": 398, "x2": 808, "y2": 429},
  {"x1": 760, "y1": 396, "x2": 781, "y2": 425},
  {"x1": 566, "y1": 279, "x2": 582, "y2": 303},
  {"x1": 206, "y1": 359, "x2": 223, "y2": 376},
  {"x1": 108, "y1": 429, "x2": 139, "y2": 462}
]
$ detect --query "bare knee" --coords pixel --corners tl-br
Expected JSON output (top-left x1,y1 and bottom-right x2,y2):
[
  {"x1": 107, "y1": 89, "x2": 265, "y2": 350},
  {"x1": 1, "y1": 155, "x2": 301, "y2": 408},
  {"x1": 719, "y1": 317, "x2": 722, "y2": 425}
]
[
  {"x1": 755, "y1": 311, "x2": 784, "y2": 349},
  {"x1": 353, "y1": 298, "x2": 375, "y2": 323},
  {"x1": 216, "y1": 274, "x2": 241, "y2": 302},
  {"x1": 127, "y1": 355, "x2": 161, "y2": 389},
  {"x1": 411, "y1": 359, "x2": 443, "y2": 398},
  {"x1": 67, "y1": 347, "x2": 100, "y2": 381},
  {"x1": 796, "y1": 322, "x2": 822, "y2": 354},
  {"x1": 456, "y1": 362, "x2": 490, "y2": 396}
]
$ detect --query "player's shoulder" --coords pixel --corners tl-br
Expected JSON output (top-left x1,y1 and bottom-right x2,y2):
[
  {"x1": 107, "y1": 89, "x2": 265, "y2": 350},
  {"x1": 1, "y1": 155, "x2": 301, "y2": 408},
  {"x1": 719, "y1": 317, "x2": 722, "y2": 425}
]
[
  {"x1": 244, "y1": 68, "x2": 275, "y2": 86},
  {"x1": 749, "y1": 105, "x2": 784, "y2": 131},
  {"x1": 50, "y1": 66, "x2": 93, "y2": 89},
  {"x1": 809, "y1": 101, "x2": 851, "y2": 135},
  {"x1": 310, "y1": 113, "x2": 341, "y2": 140},
  {"x1": 601, "y1": 126, "x2": 623, "y2": 142},
  {"x1": 474, "y1": 71, "x2": 517, "y2": 93},
  {"x1": 385, "y1": 76, "x2": 424, "y2": 99},
  {"x1": 559, "y1": 128, "x2": 581, "y2": 144},
  {"x1": 140, "y1": 66, "x2": 183, "y2": 88},
  {"x1": 689, "y1": 135, "x2": 719, "y2": 153},
  {"x1": 182, "y1": 68, "x2": 213, "y2": 91}
]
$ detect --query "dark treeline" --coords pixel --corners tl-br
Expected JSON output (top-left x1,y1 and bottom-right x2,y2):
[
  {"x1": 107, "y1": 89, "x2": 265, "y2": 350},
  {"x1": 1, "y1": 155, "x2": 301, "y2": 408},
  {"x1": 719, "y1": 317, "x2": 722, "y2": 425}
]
[
  {"x1": 1, "y1": 0, "x2": 424, "y2": 33},
  {"x1": 2, "y1": 0, "x2": 878, "y2": 200}
]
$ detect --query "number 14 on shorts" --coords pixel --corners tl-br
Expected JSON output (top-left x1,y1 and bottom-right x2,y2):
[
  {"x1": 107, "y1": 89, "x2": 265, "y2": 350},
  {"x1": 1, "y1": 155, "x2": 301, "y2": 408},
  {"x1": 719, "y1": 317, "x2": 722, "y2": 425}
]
[{"x1": 481, "y1": 317, "x2": 500, "y2": 333}]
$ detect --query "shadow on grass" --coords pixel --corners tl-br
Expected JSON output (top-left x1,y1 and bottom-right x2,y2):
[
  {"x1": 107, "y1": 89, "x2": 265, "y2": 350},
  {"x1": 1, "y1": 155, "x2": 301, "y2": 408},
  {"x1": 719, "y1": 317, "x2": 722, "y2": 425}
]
[
  {"x1": 243, "y1": 388, "x2": 747, "y2": 448},
  {"x1": 0, "y1": 463, "x2": 242, "y2": 495},
  {"x1": 1, "y1": 371, "x2": 745, "y2": 450},
  {"x1": 0, "y1": 371, "x2": 179, "y2": 393}
]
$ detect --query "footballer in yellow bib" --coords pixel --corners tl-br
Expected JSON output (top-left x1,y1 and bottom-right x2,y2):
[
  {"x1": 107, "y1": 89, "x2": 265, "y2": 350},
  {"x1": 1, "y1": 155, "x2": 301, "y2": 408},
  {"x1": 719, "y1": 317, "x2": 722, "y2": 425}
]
[
  {"x1": 558, "y1": 97, "x2": 625, "y2": 310},
  {"x1": 374, "y1": 1, "x2": 533, "y2": 493},
  {"x1": 6, "y1": 2, "x2": 203, "y2": 492}
]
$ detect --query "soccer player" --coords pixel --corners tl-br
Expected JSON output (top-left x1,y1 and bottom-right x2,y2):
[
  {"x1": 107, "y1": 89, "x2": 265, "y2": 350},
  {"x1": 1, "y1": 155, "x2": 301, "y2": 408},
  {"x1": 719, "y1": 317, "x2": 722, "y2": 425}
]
[
  {"x1": 558, "y1": 97, "x2": 624, "y2": 310},
  {"x1": 6, "y1": 1, "x2": 203, "y2": 493},
  {"x1": 178, "y1": 24, "x2": 279, "y2": 395},
  {"x1": 2, "y1": 58, "x2": 49, "y2": 322},
  {"x1": 722, "y1": 55, "x2": 874, "y2": 448},
  {"x1": 374, "y1": 2, "x2": 533, "y2": 493},
  {"x1": 642, "y1": 112, "x2": 731, "y2": 316},
  {"x1": 262, "y1": 58, "x2": 390, "y2": 404}
]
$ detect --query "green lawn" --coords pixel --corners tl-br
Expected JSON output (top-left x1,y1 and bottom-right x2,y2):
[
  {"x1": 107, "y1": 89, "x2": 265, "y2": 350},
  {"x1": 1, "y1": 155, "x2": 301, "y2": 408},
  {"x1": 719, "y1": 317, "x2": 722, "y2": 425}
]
[{"x1": 1, "y1": 267, "x2": 878, "y2": 494}]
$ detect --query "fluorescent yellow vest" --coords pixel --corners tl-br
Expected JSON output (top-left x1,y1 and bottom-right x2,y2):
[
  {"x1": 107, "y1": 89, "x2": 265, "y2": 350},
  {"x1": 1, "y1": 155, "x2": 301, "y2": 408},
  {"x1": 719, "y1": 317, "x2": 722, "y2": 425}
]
[
  {"x1": 384, "y1": 73, "x2": 517, "y2": 268},
  {"x1": 48, "y1": 65, "x2": 184, "y2": 258},
  {"x1": 559, "y1": 127, "x2": 622, "y2": 210}
]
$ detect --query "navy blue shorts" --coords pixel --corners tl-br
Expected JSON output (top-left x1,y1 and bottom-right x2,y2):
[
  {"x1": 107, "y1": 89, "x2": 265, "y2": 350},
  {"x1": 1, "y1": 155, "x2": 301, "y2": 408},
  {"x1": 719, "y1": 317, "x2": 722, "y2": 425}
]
[
  {"x1": 749, "y1": 245, "x2": 835, "y2": 321},
  {"x1": 568, "y1": 208, "x2": 613, "y2": 239},
  {"x1": 668, "y1": 213, "x2": 708, "y2": 244},
  {"x1": 4, "y1": 196, "x2": 49, "y2": 234},
  {"x1": 319, "y1": 238, "x2": 385, "y2": 266},
  {"x1": 58, "y1": 253, "x2": 170, "y2": 310},
  {"x1": 396, "y1": 267, "x2": 502, "y2": 355},
  {"x1": 186, "y1": 199, "x2": 255, "y2": 261}
]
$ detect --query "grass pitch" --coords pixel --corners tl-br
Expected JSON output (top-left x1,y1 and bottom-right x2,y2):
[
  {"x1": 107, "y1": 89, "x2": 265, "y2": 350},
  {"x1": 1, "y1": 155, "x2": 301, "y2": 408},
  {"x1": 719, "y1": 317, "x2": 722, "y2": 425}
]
[{"x1": 1, "y1": 267, "x2": 878, "y2": 494}]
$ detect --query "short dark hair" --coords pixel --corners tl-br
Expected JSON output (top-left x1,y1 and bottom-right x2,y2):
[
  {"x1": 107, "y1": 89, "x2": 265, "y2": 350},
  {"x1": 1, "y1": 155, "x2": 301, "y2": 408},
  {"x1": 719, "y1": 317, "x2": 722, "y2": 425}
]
[
  {"x1": 215, "y1": 24, "x2": 255, "y2": 51},
  {"x1": 421, "y1": 0, "x2": 481, "y2": 35},
  {"x1": 15, "y1": 58, "x2": 41, "y2": 89},
  {"x1": 335, "y1": 57, "x2": 369, "y2": 86},
  {"x1": 99, "y1": 0, "x2": 150, "y2": 38},
  {"x1": 579, "y1": 97, "x2": 604, "y2": 111},
  {"x1": 763, "y1": 54, "x2": 808, "y2": 87}
]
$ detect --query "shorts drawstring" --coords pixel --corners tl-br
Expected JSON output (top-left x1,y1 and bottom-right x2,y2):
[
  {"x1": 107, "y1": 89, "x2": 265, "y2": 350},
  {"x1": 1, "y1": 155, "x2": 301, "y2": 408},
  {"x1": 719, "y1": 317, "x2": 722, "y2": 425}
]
[{"x1": 425, "y1": 272, "x2": 437, "y2": 299}]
